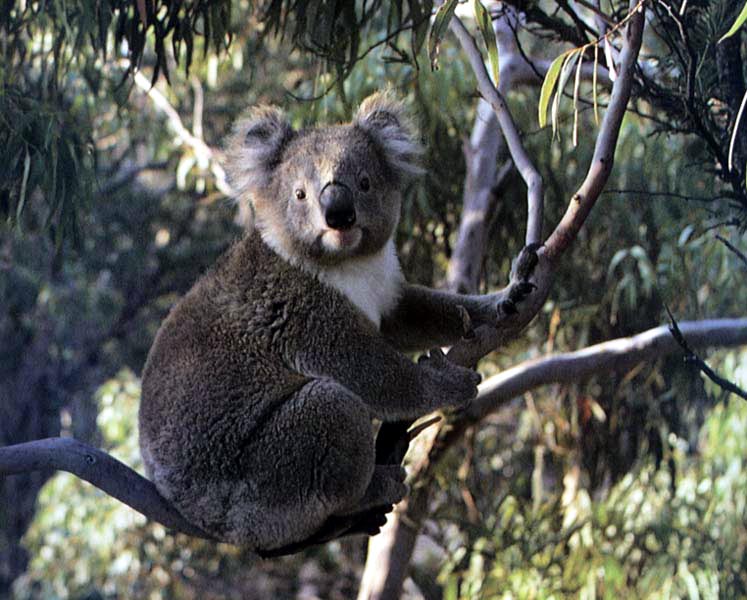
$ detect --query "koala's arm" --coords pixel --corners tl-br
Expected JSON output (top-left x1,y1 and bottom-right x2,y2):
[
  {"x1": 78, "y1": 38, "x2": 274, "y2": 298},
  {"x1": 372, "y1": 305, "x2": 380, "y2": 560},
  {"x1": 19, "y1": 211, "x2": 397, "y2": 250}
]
[
  {"x1": 294, "y1": 330, "x2": 479, "y2": 422},
  {"x1": 381, "y1": 244, "x2": 540, "y2": 352},
  {"x1": 380, "y1": 284, "x2": 496, "y2": 352}
]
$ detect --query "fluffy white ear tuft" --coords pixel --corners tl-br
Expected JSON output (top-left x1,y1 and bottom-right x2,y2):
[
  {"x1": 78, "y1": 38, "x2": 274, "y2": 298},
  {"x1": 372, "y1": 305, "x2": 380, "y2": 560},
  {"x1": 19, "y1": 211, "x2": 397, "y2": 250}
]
[
  {"x1": 354, "y1": 92, "x2": 424, "y2": 181},
  {"x1": 225, "y1": 106, "x2": 294, "y2": 197}
]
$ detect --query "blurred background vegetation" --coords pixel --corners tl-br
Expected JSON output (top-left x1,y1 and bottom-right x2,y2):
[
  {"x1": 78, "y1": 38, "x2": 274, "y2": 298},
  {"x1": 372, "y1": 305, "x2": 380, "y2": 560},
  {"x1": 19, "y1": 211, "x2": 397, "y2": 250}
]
[{"x1": 1, "y1": 0, "x2": 746, "y2": 598}]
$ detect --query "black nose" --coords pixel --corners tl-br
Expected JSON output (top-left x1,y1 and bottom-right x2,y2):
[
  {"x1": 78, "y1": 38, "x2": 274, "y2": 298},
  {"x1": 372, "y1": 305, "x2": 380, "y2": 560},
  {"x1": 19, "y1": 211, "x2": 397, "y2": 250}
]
[{"x1": 320, "y1": 183, "x2": 356, "y2": 230}]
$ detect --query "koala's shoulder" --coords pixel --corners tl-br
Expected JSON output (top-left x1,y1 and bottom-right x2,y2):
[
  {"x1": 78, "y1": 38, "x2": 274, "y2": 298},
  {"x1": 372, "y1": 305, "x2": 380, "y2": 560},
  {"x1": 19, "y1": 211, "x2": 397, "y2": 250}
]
[{"x1": 154, "y1": 233, "x2": 357, "y2": 353}]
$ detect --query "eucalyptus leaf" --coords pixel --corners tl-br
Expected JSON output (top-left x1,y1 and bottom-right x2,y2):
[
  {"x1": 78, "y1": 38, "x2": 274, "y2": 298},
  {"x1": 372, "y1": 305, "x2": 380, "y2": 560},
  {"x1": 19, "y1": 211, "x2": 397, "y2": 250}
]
[
  {"x1": 551, "y1": 49, "x2": 580, "y2": 135},
  {"x1": 539, "y1": 50, "x2": 571, "y2": 128},
  {"x1": 428, "y1": 0, "x2": 458, "y2": 70},
  {"x1": 719, "y1": 1, "x2": 747, "y2": 43},
  {"x1": 473, "y1": 0, "x2": 499, "y2": 88}
]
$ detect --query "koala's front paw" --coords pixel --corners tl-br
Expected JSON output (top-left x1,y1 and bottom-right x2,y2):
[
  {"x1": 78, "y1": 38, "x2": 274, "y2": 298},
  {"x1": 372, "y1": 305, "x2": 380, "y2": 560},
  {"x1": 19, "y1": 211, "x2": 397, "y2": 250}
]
[
  {"x1": 418, "y1": 348, "x2": 481, "y2": 409},
  {"x1": 497, "y1": 243, "x2": 541, "y2": 318}
]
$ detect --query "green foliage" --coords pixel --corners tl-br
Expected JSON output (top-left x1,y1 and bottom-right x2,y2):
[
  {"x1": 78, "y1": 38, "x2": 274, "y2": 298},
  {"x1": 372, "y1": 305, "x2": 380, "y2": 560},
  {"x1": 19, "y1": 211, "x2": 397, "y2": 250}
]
[
  {"x1": 471, "y1": 0, "x2": 499, "y2": 89},
  {"x1": 0, "y1": 0, "x2": 233, "y2": 84},
  {"x1": 260, "y1": 0, "x2": 435, "y2": 74},
  {"x1": 439, "y1": 353, "x2": 747, "y2": 598},
  {"x1": 0, "y1": 0, "x2": 234, "y2": 245},
  {"x1": 0, "y1": 87, "x2": 95, "y2": 250}
]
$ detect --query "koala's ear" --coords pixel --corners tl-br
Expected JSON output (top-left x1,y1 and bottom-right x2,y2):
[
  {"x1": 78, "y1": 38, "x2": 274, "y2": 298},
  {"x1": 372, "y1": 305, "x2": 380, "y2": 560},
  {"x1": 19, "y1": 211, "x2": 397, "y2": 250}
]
[
  {"x1": 354, "y1": 93, "x2": 424, "y2": 181},
  {"x1": 225, "y1": 106, "x2": 294, "y2": 195}
]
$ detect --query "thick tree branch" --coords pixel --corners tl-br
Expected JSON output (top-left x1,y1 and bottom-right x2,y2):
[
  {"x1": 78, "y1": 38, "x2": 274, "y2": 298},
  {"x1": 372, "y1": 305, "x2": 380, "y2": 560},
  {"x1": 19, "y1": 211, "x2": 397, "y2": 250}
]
[
  {"x1": 468, "y1": 317, "x2": 747, "y2": 423},
  {"x1": 0, "y1": 437, "x2": 213, "y2": 540}
]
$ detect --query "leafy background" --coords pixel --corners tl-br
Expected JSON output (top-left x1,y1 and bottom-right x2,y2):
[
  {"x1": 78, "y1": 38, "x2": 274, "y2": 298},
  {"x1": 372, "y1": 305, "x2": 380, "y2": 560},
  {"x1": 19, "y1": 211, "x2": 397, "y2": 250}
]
[{"x1": 2, "y1": 0, "x2": 747, "y2": 598}]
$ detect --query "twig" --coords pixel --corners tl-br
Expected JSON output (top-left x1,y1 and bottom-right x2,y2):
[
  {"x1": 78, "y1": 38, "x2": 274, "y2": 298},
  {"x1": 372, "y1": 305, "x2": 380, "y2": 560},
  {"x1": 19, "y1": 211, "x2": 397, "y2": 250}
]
[
  {"x1": 716, "y1": 234, "x2": 747, "y2": 269},
  {"x1": 665, "y1": 308, "x2": 747, "y2": 402},
  {"x1": 133, "y1": 71, "x2": 233, "y2": 197},
  {"x1": 603, "y1": 189, "x2": 726, "y2": 203}
]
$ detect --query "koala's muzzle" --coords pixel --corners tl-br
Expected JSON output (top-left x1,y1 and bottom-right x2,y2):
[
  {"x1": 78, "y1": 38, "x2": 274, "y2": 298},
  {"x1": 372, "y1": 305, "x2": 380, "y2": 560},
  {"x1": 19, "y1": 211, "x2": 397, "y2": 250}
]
[{"x1": 320, "y1": 183, "x2": 356, "y2": 230}]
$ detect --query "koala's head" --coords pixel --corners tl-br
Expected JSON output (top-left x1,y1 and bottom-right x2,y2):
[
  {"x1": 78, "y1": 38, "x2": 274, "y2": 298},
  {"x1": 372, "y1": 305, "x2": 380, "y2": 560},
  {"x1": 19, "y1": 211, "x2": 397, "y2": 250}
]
[{"x1": 226, "y1": 93, "x2": 423, "y2": 266}]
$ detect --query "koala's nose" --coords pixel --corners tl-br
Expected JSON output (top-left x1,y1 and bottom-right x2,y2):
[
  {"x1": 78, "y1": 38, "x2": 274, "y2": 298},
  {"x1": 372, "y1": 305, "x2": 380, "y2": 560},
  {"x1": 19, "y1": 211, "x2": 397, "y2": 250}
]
[{"x1": 320, "y1": 183, "x2": 356, "y2": 230}]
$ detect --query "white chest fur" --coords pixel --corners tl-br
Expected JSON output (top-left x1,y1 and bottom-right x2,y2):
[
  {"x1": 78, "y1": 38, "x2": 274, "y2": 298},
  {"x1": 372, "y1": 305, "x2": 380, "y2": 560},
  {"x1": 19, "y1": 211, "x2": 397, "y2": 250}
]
[{"x1": 316, "y1": 240, "x2": 403, "y2": 329}]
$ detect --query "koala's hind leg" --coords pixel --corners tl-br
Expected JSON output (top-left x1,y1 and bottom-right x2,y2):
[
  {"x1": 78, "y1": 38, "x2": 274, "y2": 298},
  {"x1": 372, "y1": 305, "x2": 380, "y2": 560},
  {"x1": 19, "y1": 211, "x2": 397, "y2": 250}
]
[
  {"x1": 252, "y1": 379, "x2": 402, "y2": 555},
  {"x1": 257, "y1": 505, "x2": 391, "y2": 558},
  {"x1": 259, "y1": 465, "x2": 405, "y2": 558}
]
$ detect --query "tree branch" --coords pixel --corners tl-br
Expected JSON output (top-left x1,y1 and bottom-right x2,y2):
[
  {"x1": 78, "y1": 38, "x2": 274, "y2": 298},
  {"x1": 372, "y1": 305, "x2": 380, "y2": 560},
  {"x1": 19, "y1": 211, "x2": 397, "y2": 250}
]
[
  {"x1": 446, "y1": 4, "x2": 522, "y2": 295},
  {"x1": 0, "y1": 437, "x2": 213, "y2": 540},
  {"x1": 359, "y1": 318, "x2": 747, "y2": 600},
  {"x1": 469, "y1": 317, "x2": 747, "y2": 422},
  {"x1": 449, "y1": 15, "x2": 544, "y2": 246},
  {"x1": 544, "y1": 0, "x2": 645, "y2": 261},
  {"x1": 133, "y1": 71, "x2": 233, "y2": 197}
]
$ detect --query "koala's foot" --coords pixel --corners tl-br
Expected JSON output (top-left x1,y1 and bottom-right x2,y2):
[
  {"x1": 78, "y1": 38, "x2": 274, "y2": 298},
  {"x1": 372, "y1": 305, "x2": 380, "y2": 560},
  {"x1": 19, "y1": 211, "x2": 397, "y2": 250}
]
[
  {"x1": 418, "y1": 348, "x2": 481, "y2": 410},
  {"x1": 257, "y1": 502, "x2": 396, "y2": 558},
  {"x1": 497, "y1": 243, "x2": 541, "y2": 318},
  {"x1": 330, "y1": 464, "x2": 408, "y2": 538}
]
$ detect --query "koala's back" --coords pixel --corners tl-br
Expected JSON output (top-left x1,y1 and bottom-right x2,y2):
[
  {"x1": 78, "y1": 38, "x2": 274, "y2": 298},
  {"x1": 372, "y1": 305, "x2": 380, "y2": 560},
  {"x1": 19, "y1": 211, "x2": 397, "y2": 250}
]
[{"x1": 139, "y1": 232, "x2": 370, "y2": 543}]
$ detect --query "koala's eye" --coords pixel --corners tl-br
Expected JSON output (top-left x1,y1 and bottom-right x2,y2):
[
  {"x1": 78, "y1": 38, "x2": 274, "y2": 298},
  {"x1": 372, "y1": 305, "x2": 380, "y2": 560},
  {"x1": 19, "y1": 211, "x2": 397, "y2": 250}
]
[
  {"x1": 359, "y1": 175, "x2": 371, "y2": 192},
  {"x1": 294, "y1": 188, "x2": 306, "y2": 201}
]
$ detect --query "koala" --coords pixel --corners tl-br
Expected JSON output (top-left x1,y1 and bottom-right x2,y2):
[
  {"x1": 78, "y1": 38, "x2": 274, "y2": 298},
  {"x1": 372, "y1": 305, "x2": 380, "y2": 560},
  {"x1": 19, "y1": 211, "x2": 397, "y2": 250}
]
[{"x1": 139, "y1": 93, "x2": 536, "y2": 556}]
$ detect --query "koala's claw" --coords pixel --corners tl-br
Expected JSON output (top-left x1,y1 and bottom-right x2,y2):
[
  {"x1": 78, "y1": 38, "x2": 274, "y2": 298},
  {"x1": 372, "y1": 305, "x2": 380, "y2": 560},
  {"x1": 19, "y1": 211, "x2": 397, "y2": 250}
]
[
  {"x1": 498, "y1": 299, "x2": 518, "y2": 317},
  {"x1": 430, "y1": 347, "x2": 446, "y2": 361},
  {"x1": 418, "y1": 348, "x2": 480, "y2": 409},
  {"x1": 506, "y1": 281, "x2": 536, "y2": 305},
  {"x1": 512, "y1": 242, "x2": 541, "y2": 281},
  {"x1": 496, "y1": 243, "x2": 541, "y2": 320},
  {"x1": 418, "y1": 346, "x2": 446, "y2": 365}
]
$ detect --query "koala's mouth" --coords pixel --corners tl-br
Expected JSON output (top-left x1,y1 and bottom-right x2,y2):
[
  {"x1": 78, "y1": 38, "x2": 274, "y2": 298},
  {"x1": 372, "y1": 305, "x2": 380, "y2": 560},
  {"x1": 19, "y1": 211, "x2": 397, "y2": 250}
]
[{"x1": 320, "y1": 226, "x2": 363, "y2": 253}]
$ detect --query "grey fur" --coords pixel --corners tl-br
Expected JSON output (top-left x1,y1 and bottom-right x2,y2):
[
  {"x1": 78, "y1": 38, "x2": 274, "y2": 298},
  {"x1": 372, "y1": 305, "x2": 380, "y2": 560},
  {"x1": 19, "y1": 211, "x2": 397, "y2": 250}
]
[{"x1": 139, "y1": 93, "x2": 535, "y2": 553}]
